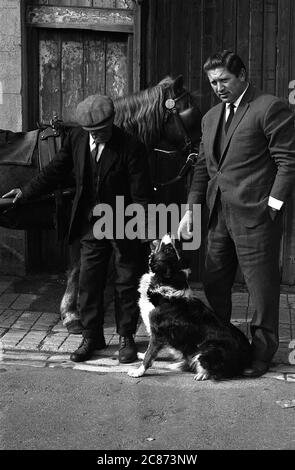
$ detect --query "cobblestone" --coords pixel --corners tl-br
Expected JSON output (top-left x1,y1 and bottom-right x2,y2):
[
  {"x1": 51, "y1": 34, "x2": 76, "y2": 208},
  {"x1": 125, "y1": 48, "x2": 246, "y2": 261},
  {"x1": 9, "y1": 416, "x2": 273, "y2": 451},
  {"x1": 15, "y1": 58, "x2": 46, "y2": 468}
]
[
  {"x1": 0, "y1": 309, "x2": 23, "y2": 328},
  {"x1": 0, "y1": 293, "x2": 19, "y2": 309},
  {"x1": 10, "y1": 294, "x2": 38, "y2": 310},
  {"x1": 31, "y1": 312, "x2": 60, "y2": 331},
  {"x1": 16, "y1": 331, "x2": 48, "y2": 350},
  {"x1": 11, "y1": 311, "x2": 43, "y2": 330},
  {"x1": 40, "y1": 332, "x2": 69, "y2": 352},
  {"x1": 0, "y1": 281, "x2": 13, "y2": 294},
  {"x1": 0, "y1": 329, "x2": 27, "y2": 348}
]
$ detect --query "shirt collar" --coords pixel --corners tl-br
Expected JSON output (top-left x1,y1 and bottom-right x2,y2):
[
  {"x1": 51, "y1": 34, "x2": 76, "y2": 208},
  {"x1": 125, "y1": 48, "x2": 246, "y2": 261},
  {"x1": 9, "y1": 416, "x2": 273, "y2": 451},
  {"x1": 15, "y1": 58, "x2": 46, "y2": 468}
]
[
  {"x1": 89, "y1": 134, "x2": 105, "y2": 151},
  {"x1": 227, "y1": 83, "x2": 249, "y2": 110}
]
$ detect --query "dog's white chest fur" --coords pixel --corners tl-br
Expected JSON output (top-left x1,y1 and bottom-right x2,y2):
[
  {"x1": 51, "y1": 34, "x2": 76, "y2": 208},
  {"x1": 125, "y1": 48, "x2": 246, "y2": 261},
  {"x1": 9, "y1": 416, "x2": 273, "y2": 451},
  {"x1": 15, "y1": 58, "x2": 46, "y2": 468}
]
[{"x1": 138, "y1": 272, "x2": 156, "y2": 335}]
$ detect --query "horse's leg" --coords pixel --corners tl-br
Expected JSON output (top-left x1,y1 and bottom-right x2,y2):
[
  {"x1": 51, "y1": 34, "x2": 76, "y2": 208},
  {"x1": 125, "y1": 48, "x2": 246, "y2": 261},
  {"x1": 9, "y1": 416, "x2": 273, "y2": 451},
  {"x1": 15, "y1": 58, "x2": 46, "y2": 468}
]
[{"x1": 60, "y1": 240, "x2": 82, "y2": 334}]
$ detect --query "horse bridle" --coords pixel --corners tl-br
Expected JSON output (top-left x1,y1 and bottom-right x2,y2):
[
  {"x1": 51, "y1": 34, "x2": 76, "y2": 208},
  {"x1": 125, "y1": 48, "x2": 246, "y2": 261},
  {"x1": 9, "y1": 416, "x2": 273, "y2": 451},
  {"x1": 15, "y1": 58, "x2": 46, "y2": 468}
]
[{"x1": 153, "y1": 90, "x2": 199, "y2": 188}]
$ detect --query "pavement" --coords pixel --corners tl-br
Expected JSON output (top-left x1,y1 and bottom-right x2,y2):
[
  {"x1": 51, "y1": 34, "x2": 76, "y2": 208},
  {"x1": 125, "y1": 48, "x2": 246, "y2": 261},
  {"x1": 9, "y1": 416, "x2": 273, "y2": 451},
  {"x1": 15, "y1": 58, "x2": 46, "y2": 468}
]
[{"x1": 0, "y1": 273, "x2": 295, "y2": 381}]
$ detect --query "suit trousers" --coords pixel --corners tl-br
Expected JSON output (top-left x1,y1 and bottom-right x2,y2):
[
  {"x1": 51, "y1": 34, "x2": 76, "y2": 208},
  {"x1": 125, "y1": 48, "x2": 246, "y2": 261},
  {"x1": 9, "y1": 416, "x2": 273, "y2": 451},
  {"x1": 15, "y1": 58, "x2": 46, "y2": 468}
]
[
  {"x1": 78, "y1": 225, "x2": 144, "y2": 340},
  {"x1": 203, "y1": 195, "x2": 283, "y2": 363}
]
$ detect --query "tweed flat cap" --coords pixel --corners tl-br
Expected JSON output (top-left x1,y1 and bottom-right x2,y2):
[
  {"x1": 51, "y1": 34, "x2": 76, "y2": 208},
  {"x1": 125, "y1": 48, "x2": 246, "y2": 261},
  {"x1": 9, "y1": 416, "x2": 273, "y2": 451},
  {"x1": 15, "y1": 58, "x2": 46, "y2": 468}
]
[{"x1": 76, "y1": 95, "x2": 115, "y2": 130}]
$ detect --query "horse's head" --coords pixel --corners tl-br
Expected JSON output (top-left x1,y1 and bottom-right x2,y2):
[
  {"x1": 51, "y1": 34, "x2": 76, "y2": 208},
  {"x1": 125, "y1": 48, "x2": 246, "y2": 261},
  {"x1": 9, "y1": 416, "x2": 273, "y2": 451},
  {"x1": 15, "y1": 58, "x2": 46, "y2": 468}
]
[
  {"x1": 114, "y1": 76, "x2": 202, "y2": 153},
  {"x1": 156, "y1": 75, "x2": 202, "y2": 154}
]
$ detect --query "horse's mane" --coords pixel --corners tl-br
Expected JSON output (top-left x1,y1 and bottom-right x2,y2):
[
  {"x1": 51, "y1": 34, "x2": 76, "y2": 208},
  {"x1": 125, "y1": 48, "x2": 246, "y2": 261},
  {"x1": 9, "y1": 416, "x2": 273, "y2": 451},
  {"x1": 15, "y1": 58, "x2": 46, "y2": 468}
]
[{"x1": 114, "y1": 76, "x2": 175, "y2": 147}]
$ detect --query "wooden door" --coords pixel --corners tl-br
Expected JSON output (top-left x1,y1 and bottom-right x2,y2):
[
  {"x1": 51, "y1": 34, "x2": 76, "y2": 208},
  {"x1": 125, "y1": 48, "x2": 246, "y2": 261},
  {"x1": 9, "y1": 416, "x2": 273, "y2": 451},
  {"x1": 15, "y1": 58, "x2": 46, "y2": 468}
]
[
  {"x1": 26, "y1": 28, "x2": 131, "y2": 272},
  {"x1": 36, "y1": 28, "x2": 130, "y2": 125}
]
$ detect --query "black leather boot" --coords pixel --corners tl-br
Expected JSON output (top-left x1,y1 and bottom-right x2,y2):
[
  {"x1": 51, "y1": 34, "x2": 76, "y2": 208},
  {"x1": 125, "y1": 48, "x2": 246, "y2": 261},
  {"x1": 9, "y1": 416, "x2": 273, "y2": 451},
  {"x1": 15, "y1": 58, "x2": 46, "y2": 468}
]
[
  {"x1": 70, "y1": 336, "x2": 106, "y2": 362},
  {"x1": 118, "y1": 335, "x2": 137, "y2": 363}
]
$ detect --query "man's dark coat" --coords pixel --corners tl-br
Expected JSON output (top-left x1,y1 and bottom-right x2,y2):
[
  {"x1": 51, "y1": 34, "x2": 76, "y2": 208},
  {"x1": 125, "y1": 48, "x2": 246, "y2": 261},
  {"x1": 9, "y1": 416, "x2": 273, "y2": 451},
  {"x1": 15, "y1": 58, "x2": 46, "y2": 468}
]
[{"x1": 21, "y1": 125, "x2": 153, "y2": 243}]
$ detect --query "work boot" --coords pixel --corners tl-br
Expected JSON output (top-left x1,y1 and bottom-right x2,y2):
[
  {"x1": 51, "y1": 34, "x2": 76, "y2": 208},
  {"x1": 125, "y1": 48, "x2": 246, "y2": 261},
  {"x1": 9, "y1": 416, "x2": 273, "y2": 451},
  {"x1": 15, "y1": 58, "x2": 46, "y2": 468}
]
[
  {"x1": 70, "y1": 336, "x2": 106, "y2": 362},
  {"x1": 119, "y1": 335, "x2": 137, "y2": 363}
]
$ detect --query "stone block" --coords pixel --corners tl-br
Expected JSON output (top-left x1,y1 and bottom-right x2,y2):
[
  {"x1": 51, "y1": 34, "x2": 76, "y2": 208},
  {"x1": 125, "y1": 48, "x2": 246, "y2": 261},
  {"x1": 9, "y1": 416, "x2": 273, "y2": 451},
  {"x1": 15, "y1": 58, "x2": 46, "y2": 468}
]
[
  {"x1": 10, "y1": 295, "x2": 39, "y2": 310},
  {"x1": 0, "y1": 55, "x2": 22, "y2": 94},
  {"x1": 0, "y1": 309, "x2": 23, "y2": 328},
  {"x1": 0, "y1": 293, "x2": 19, "y2": 309},
  {"x1": 0, "y1": 1, "x2": 21, "y2": 35},
  {"x1": 0, "y1": 93, "x2": 22, "y2": 131}
]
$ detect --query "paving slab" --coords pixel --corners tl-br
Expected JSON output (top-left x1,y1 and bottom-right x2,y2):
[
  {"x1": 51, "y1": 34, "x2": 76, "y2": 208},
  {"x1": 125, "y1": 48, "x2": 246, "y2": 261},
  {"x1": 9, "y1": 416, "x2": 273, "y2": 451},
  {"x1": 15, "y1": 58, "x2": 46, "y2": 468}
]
[
  {"x1": 0, "y1": 309, "x2": 23, "y2": 328},
  {"x1": 0, "y1": 293, "x2": 19, "y2": 309}
]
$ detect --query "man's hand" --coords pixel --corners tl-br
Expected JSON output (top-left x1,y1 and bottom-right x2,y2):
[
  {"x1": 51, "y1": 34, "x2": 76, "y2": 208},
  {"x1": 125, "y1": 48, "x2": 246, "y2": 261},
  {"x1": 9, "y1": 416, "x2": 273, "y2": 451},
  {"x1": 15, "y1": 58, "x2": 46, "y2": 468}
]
[
  {"x1": 177, "y1": 210, "x2": 193, "y2": 240},
  {"x1": 1, "y1": 188, "x2": 23, "y2": 204}
]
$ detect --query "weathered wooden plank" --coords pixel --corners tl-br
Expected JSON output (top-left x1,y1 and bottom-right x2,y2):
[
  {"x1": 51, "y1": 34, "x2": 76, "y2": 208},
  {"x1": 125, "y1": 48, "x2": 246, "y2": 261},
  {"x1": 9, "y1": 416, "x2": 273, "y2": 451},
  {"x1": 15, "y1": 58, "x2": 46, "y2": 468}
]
[
  {"x1": 289, "y1": 0, "x2": 295, "y2": 113},
  {"x1": 39, "y1": 30, "x2": 61, "y2": 123},
  {"x1": 83, "y1": 35, "x2": 106, "y2": 97},
  {"x1": 262, "y1": 0, "x2": 277, "y2": 95},
  {"x1": 188, "y1": 0, "x2": 203, "y2": 104},
  {"x1": 276, "y1": 0, "x2": 291, "y2": 101},
  {"x1": 28, "y1": 0, "x2": 49, "y2": 5},
  {"x1": 94, "y1": 0, "x2": 116, "y2": 7},
  {"x1": 116, "y1": 0, "x2": 134, "y2": 8},
  {"x1": 106, "y1": 37, "x2": 128, "y2": 97},
  {"x1": 222, "y1": 0, "x2": 237, "y2": 51},
  {"x1": 248, "y1": 0, "x2": 263, "y2": 88},
  {"x1": 48, "y1": 0, "x2": 92, "y2": 6},
  {"x1": 26, "y1": 5, "x2": 134, "y2": 30},
  {"x1": 203, "y1": 0, "x2": 224, "y2": 109},
  {"x1": 153, "y1": 0, "x2": 171, "y2": 82},
  {"x1": 236, "y1": 0, "x2": 250, "y2": 70},
  {"x1": 143, "y1": 0, "x2": 157, "y2": 85},
  {"x1": 170, "y1": 0, "x2": 187, "y2": 79},
  {"x1": 61, "y1": 33, "x2": 84, "y2": 121},
  {"x1": 47, "y1": 0, "x2": 73, "y2": 5}
]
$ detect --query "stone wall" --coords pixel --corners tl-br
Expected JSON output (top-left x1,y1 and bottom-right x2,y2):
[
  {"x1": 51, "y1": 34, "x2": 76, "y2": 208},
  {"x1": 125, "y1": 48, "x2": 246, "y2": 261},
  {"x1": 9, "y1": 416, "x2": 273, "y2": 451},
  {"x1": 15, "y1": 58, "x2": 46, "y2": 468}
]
[
  {"x1": 0, "y1": 0, "x2": 22, "y2": 131},
  {"x1": 0, "y1": 0, "x2": 25, "y2": 275}
]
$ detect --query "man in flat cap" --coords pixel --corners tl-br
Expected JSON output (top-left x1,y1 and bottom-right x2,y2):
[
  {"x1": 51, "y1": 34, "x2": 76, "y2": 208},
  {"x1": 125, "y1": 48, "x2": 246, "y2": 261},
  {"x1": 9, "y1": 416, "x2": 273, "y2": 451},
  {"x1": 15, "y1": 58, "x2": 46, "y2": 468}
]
[{"x1": 3, "y1": 94, "x2": 153, "y2": 364}]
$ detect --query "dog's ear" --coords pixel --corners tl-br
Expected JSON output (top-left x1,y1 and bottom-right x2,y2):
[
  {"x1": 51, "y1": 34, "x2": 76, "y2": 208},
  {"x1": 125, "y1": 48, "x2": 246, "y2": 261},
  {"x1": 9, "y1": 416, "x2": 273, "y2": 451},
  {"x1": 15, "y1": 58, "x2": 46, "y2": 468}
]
[{"x1": 150, "y1": 240, "x2": 160, "y2": 253}]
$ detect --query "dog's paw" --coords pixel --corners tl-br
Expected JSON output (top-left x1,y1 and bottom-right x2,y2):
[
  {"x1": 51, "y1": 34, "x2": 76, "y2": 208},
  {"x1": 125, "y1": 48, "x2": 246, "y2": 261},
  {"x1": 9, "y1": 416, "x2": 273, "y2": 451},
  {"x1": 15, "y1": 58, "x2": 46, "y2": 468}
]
[
  {"x1": 137, "y1": 351, "x2": 146, "y2": 360},
  {"x1": 128, "y1": 364, "x2": 146, "y2": 378},
  {"x1": 194, "y1": 370, "x2": 210, "y2": 381},
  {"x1": 191, "y1": 354, "x2": 210, "y2": 381}
]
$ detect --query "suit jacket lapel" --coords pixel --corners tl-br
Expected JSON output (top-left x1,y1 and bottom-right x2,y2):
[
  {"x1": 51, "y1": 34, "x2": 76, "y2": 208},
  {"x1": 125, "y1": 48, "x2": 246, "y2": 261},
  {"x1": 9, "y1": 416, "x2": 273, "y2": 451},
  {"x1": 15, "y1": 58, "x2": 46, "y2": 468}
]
[
  {"x1": 99, "y1": 141, "x2": 118, "y2": 184},
  {"x1": 219, "y1": 84, "x2": 255, "y2": 163},
  {"x1": 76, "y1": 131, "x2": 89, "y2": 182},
  {"x1": 210, "y1": 103, "x2": 225, "y2": 164}
]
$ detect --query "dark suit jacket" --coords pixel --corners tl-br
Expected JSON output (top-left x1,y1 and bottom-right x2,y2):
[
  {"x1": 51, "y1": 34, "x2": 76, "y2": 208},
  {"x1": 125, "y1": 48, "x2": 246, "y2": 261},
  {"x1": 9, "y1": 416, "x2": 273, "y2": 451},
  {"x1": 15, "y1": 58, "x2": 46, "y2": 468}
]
[
  {"x1": 21, "y1": 125, "x2": 153, "y2": 243},
  {"x1": 187, "y1": 85, "x2": 295, "y2": 227}
]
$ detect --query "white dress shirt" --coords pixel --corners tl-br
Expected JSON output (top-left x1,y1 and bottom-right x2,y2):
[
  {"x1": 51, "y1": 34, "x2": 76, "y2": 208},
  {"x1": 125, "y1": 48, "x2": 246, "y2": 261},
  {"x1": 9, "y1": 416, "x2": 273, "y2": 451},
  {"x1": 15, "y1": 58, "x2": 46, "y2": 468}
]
[
  {"x1": 89, "y1": 135, "x2": 105, "y2": 162},
  {"x1": 225, "y1": 84, "x2": 283, "y2": 211}
]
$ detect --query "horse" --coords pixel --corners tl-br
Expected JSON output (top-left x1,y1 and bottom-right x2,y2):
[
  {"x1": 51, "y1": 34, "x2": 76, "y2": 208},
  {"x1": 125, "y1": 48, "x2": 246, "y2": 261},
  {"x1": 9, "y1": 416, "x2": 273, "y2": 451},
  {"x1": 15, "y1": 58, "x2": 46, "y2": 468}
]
[{"x1": 0, "y1": 75, "x2": 202, "y2": 333}]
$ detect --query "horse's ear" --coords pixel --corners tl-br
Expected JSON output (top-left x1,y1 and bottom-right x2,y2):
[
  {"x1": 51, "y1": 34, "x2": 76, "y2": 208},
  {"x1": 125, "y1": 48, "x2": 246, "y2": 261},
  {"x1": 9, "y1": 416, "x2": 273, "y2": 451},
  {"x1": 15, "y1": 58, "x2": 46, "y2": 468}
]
[{"x1": 172, "y1": 75, "x2": 184, "y2": 95}]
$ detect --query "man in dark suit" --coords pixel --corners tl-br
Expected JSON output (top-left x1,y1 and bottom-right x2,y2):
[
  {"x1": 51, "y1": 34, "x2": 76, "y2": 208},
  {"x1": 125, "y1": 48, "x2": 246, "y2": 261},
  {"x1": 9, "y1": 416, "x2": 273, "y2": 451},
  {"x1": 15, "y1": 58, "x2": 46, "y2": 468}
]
[
  {"x1": 178, "y1": 50, "x2": 295, "y2": 377},
  {"x1": 3, "y1": 95, "x2": 153, "y2": 364}
]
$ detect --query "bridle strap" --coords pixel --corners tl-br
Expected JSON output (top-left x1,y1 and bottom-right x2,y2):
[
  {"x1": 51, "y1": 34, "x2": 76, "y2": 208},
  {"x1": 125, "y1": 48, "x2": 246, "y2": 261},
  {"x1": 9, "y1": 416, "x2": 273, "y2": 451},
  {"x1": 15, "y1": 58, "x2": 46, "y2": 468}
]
[
  {"x1": 154, "y1": 152, "x2": 198, "y2": 188},
  {"x1": 154, "y1": 89, "x2": 199, "y2": 188}
]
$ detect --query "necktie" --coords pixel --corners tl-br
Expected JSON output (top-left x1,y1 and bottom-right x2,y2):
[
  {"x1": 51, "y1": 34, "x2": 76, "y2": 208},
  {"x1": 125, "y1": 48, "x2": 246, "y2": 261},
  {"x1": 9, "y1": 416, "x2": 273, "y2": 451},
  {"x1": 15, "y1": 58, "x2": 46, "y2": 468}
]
[
  {"x1": 91, "y1": 145, "x2": 98, "y2": 163},
  {"x1": 225, "y1": 103, "x2": 235, "y2": 134}
]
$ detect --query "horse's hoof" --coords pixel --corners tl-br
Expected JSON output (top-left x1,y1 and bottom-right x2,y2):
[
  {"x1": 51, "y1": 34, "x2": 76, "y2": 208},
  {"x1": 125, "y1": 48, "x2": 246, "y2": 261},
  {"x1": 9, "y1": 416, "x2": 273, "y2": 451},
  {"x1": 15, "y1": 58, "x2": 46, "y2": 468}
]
[{"x1": 65, "y1": 320, "x2": 83, "y2": 335}]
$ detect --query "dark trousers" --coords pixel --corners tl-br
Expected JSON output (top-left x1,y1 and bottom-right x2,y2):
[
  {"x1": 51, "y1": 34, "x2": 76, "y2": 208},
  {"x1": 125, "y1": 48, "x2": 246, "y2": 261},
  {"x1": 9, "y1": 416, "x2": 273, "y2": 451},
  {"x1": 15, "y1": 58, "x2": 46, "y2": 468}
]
[
  {"x1": 203, "y1": 196, "x2": 283, "y2": 363},
  {"x1": 78, "y1": 226, "x2": 145, "y2": 340}
]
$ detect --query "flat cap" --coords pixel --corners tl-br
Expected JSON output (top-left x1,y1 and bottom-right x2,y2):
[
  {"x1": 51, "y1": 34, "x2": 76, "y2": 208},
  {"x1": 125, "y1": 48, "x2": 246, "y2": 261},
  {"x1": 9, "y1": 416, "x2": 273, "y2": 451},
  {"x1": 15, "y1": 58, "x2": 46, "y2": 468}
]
[{"x1": 76, "y1": 95, "x2": 115, "y2": 130}]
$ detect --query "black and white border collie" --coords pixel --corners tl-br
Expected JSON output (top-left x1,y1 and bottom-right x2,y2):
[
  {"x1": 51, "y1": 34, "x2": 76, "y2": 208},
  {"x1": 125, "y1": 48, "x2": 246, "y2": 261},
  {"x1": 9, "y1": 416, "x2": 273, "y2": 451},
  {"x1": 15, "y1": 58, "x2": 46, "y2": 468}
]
[{"x1": 128, "y1": 234, "x2": 251, "y2": 380}]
